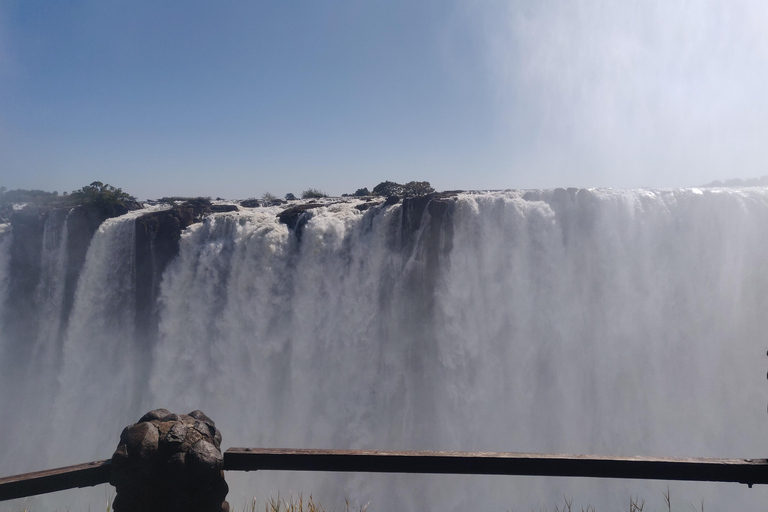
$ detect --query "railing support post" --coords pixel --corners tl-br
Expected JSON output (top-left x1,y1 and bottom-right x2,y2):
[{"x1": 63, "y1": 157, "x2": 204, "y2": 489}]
[{"x1": 109, "y1": 409, "x2": 229, "y2": 512}]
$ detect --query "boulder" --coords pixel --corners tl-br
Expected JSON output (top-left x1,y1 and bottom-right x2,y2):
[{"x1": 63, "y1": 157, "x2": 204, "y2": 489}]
[{"x1": 110, "y1": 410, "x2": 229, "y2": 512}]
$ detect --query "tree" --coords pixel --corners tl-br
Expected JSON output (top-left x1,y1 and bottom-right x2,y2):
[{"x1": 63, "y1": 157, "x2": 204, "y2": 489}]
[
  {"x1": 371, "y1": 181, "x2": 403, "y2": 197},
  {"x1": 71, "y1": 181, "x2": 136, "y2": 205},
  {"x1": 402, "y1": 181, "x2": 434, "y2": 197},
  {"x1": 69, "y1": 182, "x2": 136, "y2": 216},
  {"x1": 371, "y1": 181, "x2": 434, "y2": 198}
]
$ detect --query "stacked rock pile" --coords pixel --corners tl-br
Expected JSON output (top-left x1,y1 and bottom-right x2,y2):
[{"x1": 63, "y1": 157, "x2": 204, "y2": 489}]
[{"x1": 109, "y1": 409, "x2": 229, "y2": 512}]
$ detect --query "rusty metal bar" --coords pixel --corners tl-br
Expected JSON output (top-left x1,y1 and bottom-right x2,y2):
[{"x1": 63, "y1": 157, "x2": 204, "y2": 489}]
[
  {"x1": 0, "y1": 460, "x2": 111, "y2": 502},
  {"x1": 224, "y1": 448, "x2": 768, "y2": 487}
]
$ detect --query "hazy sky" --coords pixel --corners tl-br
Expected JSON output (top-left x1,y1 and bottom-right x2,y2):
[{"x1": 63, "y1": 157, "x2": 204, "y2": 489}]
[{"x1": 1, "y1": 0, "x2": 767, "y2": 200}]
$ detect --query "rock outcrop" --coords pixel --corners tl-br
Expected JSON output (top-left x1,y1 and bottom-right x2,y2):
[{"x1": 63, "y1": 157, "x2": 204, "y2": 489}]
[{"x1": 277, "y1": 203, "x2": 324, "y2": 239}]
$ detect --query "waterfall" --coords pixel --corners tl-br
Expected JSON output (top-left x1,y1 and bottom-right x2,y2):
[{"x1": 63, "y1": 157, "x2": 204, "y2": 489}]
[
  {"x1": 1, "y1": 189, "x2": 768, "y2": 511},
  {"x1": 51, "y1": 208, "x2": 168, "y2": 465},
  {"x1": 33, "y1": 208, "x2": 71, "y2": 366},
  {"x1": 0, "y1": 210, "x2": 73, "y2": 474},
  {"x1": 0, "y1": 223, "x2": 12, "y2": 352}
]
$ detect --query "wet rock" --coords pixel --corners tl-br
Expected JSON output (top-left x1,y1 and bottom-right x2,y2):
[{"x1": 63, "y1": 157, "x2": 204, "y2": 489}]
[
  {"x1": 355, "y1": 201, "x2": 379, "y2": 211},
  {"x1": 277, "y1": 203, "x2": 323, "y2": 239},
  {"x1": 210, "y1": 204, "x2": 239, "y2": 213}
]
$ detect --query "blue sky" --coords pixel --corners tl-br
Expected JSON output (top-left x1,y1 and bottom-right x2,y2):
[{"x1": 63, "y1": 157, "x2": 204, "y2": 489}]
[{"x1": 1, "y1": 0, "x2": 767, "y2": 200}]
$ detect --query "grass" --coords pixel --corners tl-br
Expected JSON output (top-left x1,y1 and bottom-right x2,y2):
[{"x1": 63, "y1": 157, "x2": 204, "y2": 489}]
[
  {"x1": 8, "y1": 486, "x2": 709, "y2": 512},
  {"x1": 517, "y1": 487, "x2": 705, "y2": 512},
  {"x1": 240, "y1": 494, "x2": 367, "y2": 512}
]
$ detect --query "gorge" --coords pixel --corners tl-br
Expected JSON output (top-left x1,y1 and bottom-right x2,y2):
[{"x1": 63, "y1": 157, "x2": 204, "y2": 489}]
[{"x1": 1, "y1": 188, "x2": 768, "y2": 510}]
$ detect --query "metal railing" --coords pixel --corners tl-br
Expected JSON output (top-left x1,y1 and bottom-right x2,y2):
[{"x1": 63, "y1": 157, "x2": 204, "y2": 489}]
[{"x1": 2, "y1": 448, "x2": 767, "y2": 501}]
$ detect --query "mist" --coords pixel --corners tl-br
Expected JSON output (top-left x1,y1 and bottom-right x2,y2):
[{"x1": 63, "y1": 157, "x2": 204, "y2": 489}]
[{"x1": 463, "y1": 0, "x2": 768, "y2": 188}]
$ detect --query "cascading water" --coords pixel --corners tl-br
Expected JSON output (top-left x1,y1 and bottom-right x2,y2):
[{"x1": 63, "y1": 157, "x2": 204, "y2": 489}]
[
  {"x1": 1, "y1": 189, "x2": 768, "y2": 511},
  {"x1": 51, "y1": 212, "x2": 140, "y2": 457},
  {"x1": 33, "y1": 208, "x2": 71, "y2": 370},
  {"x1": 0, "y1": 224, "x2": 11, "y2": 340},
  {"x1": 0, "y1": 209, "x2": 73, "y2": 471}
]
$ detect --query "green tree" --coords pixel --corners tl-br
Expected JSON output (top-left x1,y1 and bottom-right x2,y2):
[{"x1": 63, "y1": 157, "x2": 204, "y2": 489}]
[
  {"x1": 372, "y1": 181, "x2": 433, "y2": 198},
  {"x1": 371, "y1": 181, "x2": 403, "y2": 197},
  {"x1": 68, "y1": 181, "x2": 136, "y2": 216},
  {"x1": 402, "y1": 181, "x2": 434, "y2": 197},
  {"x1": 71, "y1": 181, "x2": 136, "y2": 208}
]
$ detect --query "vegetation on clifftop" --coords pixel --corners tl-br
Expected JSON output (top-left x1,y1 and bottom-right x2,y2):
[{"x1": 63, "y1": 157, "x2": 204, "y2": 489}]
[
  {"x1": 69, "y1": 182, "x2": 137, "y2": 211},
  {"x1": 0, "y1": 186, "x2": 62, "y2": 207},
  {"x1": 0, "y1": 181, "x2": 139, "y2": 221},
  {"x1": 0, "y1": 179, "x2": 441, "y2": 223},
  {"x1": 0, "y1": 181, "x2": 136, "y2": 208},
  {"x1": 344, "y1": 180, "x2": 434, "y2": 198},
  {"x1": 301, "y1": 188, "x2": 327, "y2": 199}
]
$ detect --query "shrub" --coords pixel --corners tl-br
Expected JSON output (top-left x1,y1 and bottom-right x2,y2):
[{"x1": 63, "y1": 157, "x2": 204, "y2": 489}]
[{"x1": 301, "y1": 188, "x2": 327, "y2": 199}]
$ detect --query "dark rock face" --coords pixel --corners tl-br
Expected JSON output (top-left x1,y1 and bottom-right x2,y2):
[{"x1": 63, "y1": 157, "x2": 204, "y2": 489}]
[
  {"x1": 134, "y1": 201, "x2": 219, "y2": 345},
  {"x1": 277, "y1": 203, "x2": 324, "y2": 239},
  {"x1": 397, "y1": 192, "x2": 457, "y2": 358},
  {"x1": 400, "y1": 192, "x2": 457, "y2": 253},
  {"x1": 210, "y1": 204, "x2": 239, "y2": 213},
  {"x1": 355, "y1": 201, "x2": 380, "y2": 212},
  {"x1": 110, "y1": 409, "x2": 229, "y2": 512}
]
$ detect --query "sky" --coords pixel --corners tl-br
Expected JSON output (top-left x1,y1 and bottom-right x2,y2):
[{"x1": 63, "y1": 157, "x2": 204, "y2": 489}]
[{"x1": 1, "y1": 0, "x2": 768, "y2": 200}]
